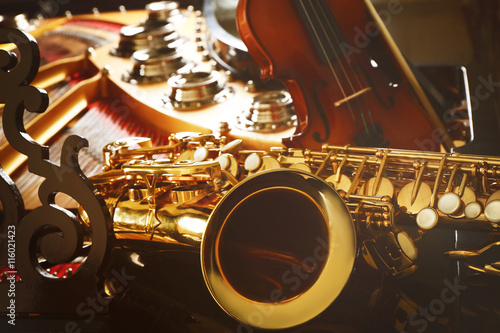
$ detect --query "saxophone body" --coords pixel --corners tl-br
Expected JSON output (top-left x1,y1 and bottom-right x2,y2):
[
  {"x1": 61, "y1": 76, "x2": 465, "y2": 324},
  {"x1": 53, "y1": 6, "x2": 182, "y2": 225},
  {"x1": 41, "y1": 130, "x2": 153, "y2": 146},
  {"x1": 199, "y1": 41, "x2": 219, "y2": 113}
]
[{"x1": 80, "y1": 132, "x2": 500, "y2": 331}]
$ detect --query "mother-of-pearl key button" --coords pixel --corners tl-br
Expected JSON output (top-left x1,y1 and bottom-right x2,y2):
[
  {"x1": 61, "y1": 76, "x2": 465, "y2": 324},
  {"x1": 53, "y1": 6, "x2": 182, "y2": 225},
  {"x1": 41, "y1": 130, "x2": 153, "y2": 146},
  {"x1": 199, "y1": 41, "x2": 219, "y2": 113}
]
[
  {"x1": 437, "y1": 192, "x2": 462, "y2": 215},
  {"x1": 194, "y1": 146, "x2": 209, "y2": 162},
  {"x1": 244, "y1": 152, "x2": 262, "y2": 172},
  {"x1": 217, "y1": 154, "x2": 230, "y2": 170},
  {"x1": 464, "y1": 201, "x2": 482, "y2": 219},
  {"x1": 484, "y1": 200, "x2": 500, "y2": 222},
  {"x1": 416, "y1": 207, "x2": 439, "y2": 230}
]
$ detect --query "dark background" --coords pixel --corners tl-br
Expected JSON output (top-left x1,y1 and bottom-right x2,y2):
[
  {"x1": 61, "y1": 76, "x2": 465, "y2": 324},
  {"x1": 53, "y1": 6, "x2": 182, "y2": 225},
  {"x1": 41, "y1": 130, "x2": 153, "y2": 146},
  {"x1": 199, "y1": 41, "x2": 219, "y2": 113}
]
[{"x1": 0, "y1": 0, "x2": 201, "y2": 17}]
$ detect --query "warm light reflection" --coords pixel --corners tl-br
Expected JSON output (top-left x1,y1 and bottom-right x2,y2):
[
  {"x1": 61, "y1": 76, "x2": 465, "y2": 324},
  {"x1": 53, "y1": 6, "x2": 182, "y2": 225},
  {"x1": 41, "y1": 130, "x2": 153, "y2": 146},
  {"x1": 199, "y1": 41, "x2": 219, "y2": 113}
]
[
  {"x1": 130, "y1": 252, "x2": 144, "y2": 267},
  {"x1": 177, "y1": 216, "x2": 207, "y2": 238}
]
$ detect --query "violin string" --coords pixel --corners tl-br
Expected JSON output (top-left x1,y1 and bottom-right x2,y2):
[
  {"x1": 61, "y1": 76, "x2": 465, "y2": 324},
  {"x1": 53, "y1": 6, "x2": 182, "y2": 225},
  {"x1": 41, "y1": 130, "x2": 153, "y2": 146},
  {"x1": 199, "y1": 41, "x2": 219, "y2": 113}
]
[
  {"x1": 309, "y1": 1, "x2": 361, "y2": 94},
  {"x1": 312, "y1": 0, "x2": 375, "y2": 134},
  {"x1": 307, "y1": 0, "x2": 365, "y2": 126},
  {"x1": 296, "y1": 0, "x2": 356, "y2": 122}
]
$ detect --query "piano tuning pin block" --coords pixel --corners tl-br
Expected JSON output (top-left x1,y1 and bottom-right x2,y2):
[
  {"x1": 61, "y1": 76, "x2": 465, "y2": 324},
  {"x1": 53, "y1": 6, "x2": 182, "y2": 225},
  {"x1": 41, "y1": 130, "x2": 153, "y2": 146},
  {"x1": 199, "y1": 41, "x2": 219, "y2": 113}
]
[
  {"x1": 163, "y1": 70, "x2": 234, "y2": 110},
  {"x1": 110, "y1": 1, "x2": 182, "y2": 58},
  {"x1": 146, "y1": 1, "x2": 182, "y2": 23},
  {"x1": 236, "y1": 90, "x2": 297, "y2": 133},
  {"x1": 122, "y1": 44, "x2": 187, "y2": 84}
]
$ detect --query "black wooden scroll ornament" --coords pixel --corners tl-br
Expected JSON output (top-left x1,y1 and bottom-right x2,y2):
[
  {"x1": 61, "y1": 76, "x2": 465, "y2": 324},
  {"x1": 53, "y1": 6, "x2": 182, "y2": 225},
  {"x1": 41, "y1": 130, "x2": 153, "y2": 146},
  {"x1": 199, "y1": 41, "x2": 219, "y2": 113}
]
[{"x1": 0, "y1": 27, "x2": 113, "y2": 314}]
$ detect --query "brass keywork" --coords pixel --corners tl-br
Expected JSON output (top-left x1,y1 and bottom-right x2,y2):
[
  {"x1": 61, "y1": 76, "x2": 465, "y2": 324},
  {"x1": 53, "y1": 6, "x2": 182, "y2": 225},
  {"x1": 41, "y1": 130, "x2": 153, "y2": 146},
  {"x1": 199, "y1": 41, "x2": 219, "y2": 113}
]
[{"x1": 79, "y1": 132, "x2": 500, "y2": 330}]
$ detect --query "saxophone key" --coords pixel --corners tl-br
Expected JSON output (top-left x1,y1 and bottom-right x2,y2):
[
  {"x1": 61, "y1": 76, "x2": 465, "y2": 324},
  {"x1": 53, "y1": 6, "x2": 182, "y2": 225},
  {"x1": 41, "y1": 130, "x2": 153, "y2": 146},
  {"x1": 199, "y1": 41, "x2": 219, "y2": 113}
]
[
  {"x1": 416, "y1": 207, "x2": 439, "y2": 230},
  {"x1": 484, "y1": 200, "x2": 500, "y2": 222},
  {"x1": 193, "y1": 146, "x2": 210, "y2": 161},
  {"x1": 244, "y1": 152, "x2": 281, "y2": 174},
  {"x1": 325, "y1": 173, "x2": 352, "y2": 192},
  {"x1": 359, "y1": 177, "x2": 394, "y2": 198},
  {"x1": 216, "y1": 153, "x2": 240, "y2": 178},
  {"x1": 397, "y1": 181, "x2": 432, "y2": 215},
  {"x1": 484, "y1": 189, "x2": 500, "y2": 222},
  {"x1": 244, "y1": 152, "x2": 262, "y2": 172},
  {"x1": 288, "y1": 162, "x2": 312, "y2": 173},
  {"x1": 464, "y1": 201, "x2": 483, "y2": 219},
  {"x1": 437, "y1": 192, "x2": 463, "y2": 216},
  {"x1": 396, "y1": 231, "x2": 419, "y2": 261}
]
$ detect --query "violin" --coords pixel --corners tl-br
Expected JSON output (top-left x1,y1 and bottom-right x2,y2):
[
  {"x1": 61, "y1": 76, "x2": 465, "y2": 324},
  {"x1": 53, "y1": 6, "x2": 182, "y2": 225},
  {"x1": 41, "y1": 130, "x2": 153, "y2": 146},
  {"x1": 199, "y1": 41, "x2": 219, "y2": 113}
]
[{"x1": 236, "y1": 0, "x2": 453, "y2": 150}]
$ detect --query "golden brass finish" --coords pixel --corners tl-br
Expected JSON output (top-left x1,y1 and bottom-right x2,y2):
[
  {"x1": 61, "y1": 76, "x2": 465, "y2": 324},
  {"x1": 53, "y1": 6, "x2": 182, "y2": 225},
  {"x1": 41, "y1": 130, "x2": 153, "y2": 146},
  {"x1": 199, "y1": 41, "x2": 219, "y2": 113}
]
[
  {"x1": 325, "y1": 173, "x2": 352, "y2": 192},
  {"x1": 359, "y1": 177, "x2": 394, "y2": 197},
  {"x1": 398, "y1": 182, "x2": 432, "y2": 215},
  {"x1": 81, "y1": 133, "x2": 500, "y2": 330},
  {"x1": 203, "y1": 170, "x2": 355, "y2": 329}
]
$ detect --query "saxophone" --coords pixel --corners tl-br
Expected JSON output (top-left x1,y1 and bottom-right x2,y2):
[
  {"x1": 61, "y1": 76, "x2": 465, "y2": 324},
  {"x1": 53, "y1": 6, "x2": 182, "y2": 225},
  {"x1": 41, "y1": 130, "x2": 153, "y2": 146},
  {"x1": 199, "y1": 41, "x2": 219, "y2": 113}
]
[{"x1": 80, "y1": 132, "x2": 500, "y2": 330}]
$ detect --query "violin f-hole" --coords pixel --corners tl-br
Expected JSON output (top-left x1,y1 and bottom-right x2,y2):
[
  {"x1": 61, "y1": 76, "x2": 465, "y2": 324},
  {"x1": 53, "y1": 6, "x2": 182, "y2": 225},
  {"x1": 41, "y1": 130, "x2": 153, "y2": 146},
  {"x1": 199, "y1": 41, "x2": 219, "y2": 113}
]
[{"x1": 312, "y1": 80, "x2": 331, "y2": 143}]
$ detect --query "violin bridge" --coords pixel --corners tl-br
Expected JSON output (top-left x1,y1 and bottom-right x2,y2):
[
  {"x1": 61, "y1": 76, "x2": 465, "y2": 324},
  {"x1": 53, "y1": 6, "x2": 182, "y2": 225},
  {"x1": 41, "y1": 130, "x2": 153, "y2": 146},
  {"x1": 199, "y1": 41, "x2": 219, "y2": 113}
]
[{"x1": 334, "y1": 87, "x2": 372, "y2": 107}]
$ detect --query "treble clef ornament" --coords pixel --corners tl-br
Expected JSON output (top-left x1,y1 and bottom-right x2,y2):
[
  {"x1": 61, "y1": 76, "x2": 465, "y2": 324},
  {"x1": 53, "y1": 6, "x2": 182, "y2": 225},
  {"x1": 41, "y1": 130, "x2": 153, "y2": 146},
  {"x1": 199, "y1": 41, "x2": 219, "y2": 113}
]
[{"x1": 0, "y1": 27, "x2": 112, "y2": 313}]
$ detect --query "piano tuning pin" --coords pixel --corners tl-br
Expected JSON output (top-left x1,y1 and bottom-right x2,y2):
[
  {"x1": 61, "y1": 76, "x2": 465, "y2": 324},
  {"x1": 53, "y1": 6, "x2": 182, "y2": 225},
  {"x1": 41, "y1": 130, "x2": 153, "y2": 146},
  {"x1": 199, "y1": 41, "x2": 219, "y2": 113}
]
[
  {"x1": 65, "y1": 11, "x2": 72, "y2": 19},
  {"x1": 85, "y1": 47, "x2": 95, "y2": 57},
  {"x1": 202, "y1": 50, "x2": 211, "y2": 62},
  {"x1": 218, "y1": 121, "x2": 231, "y2": 136},
  {"x1": 101, "y1": 65, "x2": 112, "y2": 76},
  {"x1": 119, "y1": 5, "x2": 126, "y2": 13},
  {"x1": 92, "y1": 7, "x2": 100, "y2": 16},
  {"x1": 245, "y1": 80, "x2": 257, "y2": 92}
]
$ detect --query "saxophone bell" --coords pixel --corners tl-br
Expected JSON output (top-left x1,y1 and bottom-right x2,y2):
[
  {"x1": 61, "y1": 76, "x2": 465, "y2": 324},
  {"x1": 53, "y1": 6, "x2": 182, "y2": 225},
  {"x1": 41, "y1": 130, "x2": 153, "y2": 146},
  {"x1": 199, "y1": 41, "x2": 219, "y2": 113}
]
[
  {"x1": 84, "y1": 134, "x2": 357, "y2": 330},
  {"x1": 202, "y1": 168, "x2": 356, "y2": 329}
]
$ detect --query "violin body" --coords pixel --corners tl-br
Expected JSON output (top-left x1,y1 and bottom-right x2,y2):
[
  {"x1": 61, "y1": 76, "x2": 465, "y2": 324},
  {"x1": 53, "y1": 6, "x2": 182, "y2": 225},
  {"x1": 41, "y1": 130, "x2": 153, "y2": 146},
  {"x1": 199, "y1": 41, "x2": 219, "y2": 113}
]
[{"x1": 237, "y1": 0, "x2": 449, "y2": 150}]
